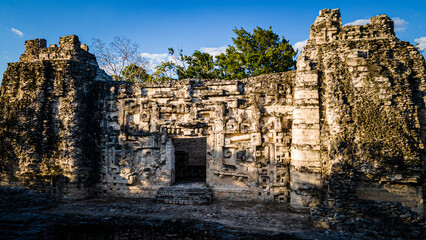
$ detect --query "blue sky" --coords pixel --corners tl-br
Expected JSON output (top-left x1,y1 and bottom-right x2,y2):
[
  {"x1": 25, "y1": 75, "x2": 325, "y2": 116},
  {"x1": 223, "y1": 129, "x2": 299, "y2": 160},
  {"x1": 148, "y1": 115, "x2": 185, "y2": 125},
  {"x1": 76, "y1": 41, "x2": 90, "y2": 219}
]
[{"x1": 1, "y1": 0, "x2": 426, "y2": 79}]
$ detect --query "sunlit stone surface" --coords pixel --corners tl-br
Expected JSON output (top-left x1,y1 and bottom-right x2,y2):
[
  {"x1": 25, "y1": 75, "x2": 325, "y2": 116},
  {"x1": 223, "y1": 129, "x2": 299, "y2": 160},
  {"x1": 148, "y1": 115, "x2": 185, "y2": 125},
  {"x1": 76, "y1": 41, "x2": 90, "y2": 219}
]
[{"x1": 1, "y1": 9, "x2": 425, "y2": 236}]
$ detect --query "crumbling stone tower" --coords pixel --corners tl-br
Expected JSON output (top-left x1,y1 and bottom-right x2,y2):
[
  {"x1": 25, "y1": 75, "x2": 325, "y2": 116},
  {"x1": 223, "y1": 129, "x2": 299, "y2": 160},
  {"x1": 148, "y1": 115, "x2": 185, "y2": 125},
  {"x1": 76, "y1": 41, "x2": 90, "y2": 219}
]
[
  {"x1": 0, "y1": 35, "x2": 100, "y2": 198},
  {"x1": 293, "y1": 9, "x2": 426, "y2": 215}
]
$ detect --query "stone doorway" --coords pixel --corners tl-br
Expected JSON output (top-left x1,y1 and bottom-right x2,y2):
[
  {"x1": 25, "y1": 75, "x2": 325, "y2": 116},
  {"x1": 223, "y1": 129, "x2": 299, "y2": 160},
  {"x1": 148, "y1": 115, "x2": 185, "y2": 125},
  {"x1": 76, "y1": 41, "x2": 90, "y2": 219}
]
[{"x1": 173, "y1": 137, "x2": 207, "y2": 183}]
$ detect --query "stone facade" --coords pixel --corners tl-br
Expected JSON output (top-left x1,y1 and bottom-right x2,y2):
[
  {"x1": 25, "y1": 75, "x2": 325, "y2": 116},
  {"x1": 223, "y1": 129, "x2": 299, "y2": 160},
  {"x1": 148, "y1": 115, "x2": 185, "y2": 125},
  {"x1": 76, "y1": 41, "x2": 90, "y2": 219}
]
[
  {"x1": 0, "y1": 9, "x2": 425, "y2": 226},
  {"x1": 93, "y1": 73, "x2": 294, "y2": 201}
]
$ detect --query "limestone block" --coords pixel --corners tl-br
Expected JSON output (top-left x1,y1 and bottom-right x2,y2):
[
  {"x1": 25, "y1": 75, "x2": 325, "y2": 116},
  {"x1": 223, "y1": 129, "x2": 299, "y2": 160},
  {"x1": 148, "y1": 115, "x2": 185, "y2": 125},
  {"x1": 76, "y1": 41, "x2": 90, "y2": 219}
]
[
  {"x1": 293, "y1": 89, "x2": 319, "y2": 101},
  {"x1": 290, "y1": 191, "x2": 321, "y2": 209},
  {"x1": 250, "y1": 133, "x2": 262, "y2": 146},
  {"x1": 295, "y1": 73, "x2": 318, "y2": 87},
  {"x1": 216, "y1": 133, "x2": 224, "y2": 147},
  {"x1": 292, "y1": 128, "x2": 320, "y2": 145},
  {"x1": 228, "y1": 134, "x2": 251, "y2": 143},
  {"x1": 290, "y1": 171, "x2": 322, "y2": 208},
  {"x1": 293, "y1": 107, "x2": 319, "y2": 124},
  {"x1": 290, "y1": 149, "x2": 321, "y2": 169}
]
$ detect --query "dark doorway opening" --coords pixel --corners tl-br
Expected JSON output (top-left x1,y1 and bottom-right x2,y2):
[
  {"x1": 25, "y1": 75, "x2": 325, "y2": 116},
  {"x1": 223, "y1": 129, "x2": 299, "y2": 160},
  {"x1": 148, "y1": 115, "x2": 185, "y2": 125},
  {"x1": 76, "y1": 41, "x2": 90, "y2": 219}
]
[{"x1": 173, "y1": 137, "x2": 206, "y2": 183}]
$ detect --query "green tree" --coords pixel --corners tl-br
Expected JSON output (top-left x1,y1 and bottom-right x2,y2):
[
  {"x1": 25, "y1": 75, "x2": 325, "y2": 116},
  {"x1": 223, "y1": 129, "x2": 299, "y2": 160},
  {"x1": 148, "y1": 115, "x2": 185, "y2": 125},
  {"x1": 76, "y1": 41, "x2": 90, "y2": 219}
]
[
  {"x1": 217, "y1": 26, "x2": 296, "y2": 79},
  {"x1": 215, "y1": 46, "x2": 246, "y2": 79},
  {"x1": 122, "y1": 64, "x2": 149, "y2": 82},
  {"x1": 176, "y1": 50, "x2": 218, "y2": 80},
  {"x1": 150, "y1": 61, "x2": 178, "y2": 81},
  {"x1": 152, "y1": 26, "x2": 296, "y2": 81},
  {"x1": 151, "y1": 48, "x2": 218, "y2": 81}
]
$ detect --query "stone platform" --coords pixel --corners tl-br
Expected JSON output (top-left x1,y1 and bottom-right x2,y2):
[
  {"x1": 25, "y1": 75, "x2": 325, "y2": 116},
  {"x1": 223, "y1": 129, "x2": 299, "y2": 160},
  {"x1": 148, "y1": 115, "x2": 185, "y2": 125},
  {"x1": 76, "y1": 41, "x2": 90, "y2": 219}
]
[{"x1": 155, "y1": 182, "x2": 212, "y2": 205}]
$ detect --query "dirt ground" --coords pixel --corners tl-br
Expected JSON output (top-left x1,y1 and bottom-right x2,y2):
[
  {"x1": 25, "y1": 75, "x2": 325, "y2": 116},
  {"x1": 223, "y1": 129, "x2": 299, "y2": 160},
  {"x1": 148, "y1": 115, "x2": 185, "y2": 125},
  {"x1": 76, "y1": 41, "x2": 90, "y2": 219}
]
[{"x1": 48, "y1": 198, "x2": 351, "y2": 239}]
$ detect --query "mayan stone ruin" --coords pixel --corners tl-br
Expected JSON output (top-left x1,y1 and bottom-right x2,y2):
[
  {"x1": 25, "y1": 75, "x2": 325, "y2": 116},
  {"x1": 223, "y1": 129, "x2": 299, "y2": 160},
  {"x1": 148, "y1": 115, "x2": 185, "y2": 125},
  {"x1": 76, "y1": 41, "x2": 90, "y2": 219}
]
[{"x1": 0, "y1": 9, "x2": 425, "y2": 236}]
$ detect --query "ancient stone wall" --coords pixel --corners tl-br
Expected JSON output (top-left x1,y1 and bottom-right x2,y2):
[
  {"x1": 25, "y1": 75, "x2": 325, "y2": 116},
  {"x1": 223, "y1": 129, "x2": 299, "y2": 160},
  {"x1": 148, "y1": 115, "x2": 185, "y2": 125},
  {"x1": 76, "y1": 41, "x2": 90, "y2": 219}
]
[
  {"x1": 295, "y1": 8, "x2": 426, "y2": 218},
  {"x1": 0, "y1": 9, "x2": 425, "y2": 225},
  {"x1": 93, "y1": 73, "x2": 295, "y2": 201},
  {"x1": 0, "y1": 35, "x2": 100, "y2": 199}
]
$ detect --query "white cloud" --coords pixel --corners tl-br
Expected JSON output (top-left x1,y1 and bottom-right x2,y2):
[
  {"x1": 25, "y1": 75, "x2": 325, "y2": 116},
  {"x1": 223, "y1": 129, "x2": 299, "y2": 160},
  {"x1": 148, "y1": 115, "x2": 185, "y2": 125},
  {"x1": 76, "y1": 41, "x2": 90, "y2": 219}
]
[
  {"x1": 393, "y1": 17, "x2": 408, "y2": 32},
  {"x1": 294, "y1": 39, "x2": 308, "y2": 53},
  {"x1": 199, "y1": 46, "x2": 227, "y2": 57},
  {"x1": 140, "y1": 53, "x2": 170, "y2": 63},
  {"x1": 10, "y1": 28, "x2": 23, "y2": 37},
  {"x1": 344, "y1": 19, "x2": 370, "y2": 26},
  {"x1": 414, "y1": 36, "x2": 426, "y2": 51},
  {"x1": 140, "y1": 52, "x2": 174, "y2": 72}
]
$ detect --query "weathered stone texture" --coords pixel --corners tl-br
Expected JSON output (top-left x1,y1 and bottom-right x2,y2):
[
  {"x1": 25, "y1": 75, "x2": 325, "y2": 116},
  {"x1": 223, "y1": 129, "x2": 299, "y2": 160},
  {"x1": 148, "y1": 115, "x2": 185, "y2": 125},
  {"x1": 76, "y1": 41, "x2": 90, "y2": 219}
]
[
  {"x1": 300, "y1": 9, "x2": 426, "y2": 232},
  {"x1": 93, "y1": 73, "x2": 294, "y2": 201},
  {"x1": 0, "y1": 9, "x2": 425, "y2": 235},
  {"x1": 0, "y1": 35, "x2": 100, "y2": 199}
]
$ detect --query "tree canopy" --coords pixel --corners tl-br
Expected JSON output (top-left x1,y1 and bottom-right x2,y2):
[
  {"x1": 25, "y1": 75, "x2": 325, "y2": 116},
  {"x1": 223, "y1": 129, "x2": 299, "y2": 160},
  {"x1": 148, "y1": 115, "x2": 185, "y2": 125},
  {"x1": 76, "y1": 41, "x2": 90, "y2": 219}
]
[
  {"x1": 219, "y1": 26, "x2": 296, "y2": 79},
  {"x1": 122, "y1": 64, "x2": 150, "y2": 82},
  {"x1": 91, "y1": 27, "x2": 296, "y2": 82},
  {"x1": 152, "y1": 26, "x2": 296, "y2": 80}
]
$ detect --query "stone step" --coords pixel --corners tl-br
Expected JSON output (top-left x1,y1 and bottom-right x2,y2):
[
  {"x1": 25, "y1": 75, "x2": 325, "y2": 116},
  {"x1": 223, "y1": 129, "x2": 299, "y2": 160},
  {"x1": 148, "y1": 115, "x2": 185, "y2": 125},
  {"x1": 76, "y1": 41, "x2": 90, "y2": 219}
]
[
  {"x1": 155, "y1": 185, "x2": 212, "y2": 205},
  {"x1": 0, "y1": 222, "x2": 26, "y2": 238},
  {"x1": 0, "y1": 222, "x2": 26, "y2": 230},
  {"x1": 0, "y1": 229, "x2": 23, "y2": 238},
  {"x1": 0, "y1": 221, "x2": 49, "y2": 239},
  {"x1": 0, "y1": 213, "x2": 40, "y2": 239}
]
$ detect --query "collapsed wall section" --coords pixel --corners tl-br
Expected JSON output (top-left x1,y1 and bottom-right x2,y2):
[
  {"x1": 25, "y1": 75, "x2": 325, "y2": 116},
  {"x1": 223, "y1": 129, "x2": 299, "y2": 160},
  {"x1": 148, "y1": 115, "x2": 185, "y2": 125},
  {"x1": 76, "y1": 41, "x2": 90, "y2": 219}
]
[
  {"x1": 94, "y1": 73, "x2": 295, "y2": 201},
  {"x1": 0, "y1": 36, "x2": 100, "y2": 199}
]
